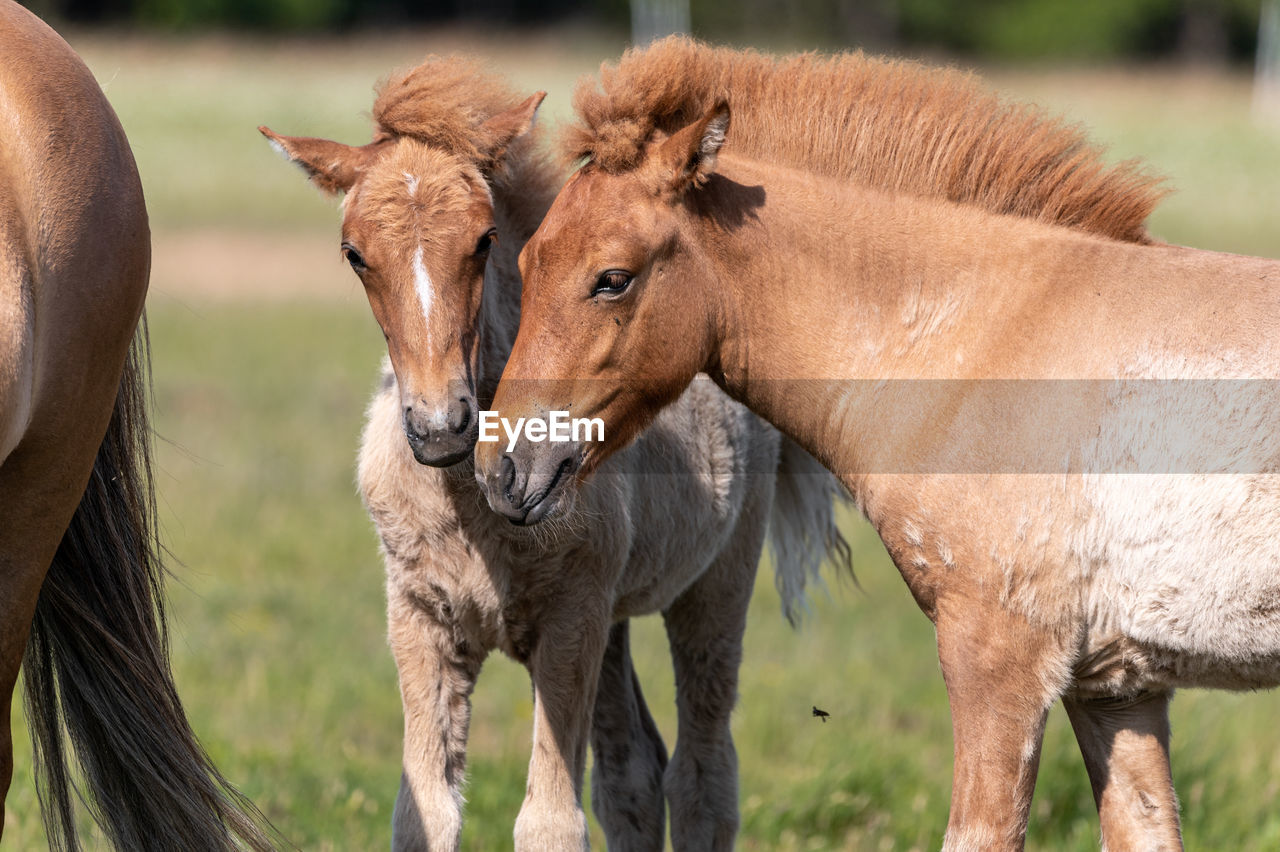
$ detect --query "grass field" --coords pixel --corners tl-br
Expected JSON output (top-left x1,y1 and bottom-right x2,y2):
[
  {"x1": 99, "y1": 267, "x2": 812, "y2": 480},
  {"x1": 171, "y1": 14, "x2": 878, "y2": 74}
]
[{"x1": 6, "y1": 27, "x2": 1280, "y2": 850}]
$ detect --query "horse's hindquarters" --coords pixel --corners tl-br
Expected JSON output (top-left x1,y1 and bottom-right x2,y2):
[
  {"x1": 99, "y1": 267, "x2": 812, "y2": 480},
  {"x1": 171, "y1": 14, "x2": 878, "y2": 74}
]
[{"x1": 0, "y1": 198, "x2": 33, "y2": 465}]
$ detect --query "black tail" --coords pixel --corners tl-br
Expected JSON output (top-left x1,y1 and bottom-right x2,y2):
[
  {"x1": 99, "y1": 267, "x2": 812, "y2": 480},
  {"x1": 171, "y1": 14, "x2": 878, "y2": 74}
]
[{"x1": 21, "y1": 320, "x2": 279, "y2": 851}]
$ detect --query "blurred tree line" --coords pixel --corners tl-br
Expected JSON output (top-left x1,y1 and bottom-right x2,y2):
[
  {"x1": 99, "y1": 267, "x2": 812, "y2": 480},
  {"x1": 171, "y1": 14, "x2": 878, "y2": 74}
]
[{"x1": 19, "y1": 0, "x2": 1268, "y2": 63}]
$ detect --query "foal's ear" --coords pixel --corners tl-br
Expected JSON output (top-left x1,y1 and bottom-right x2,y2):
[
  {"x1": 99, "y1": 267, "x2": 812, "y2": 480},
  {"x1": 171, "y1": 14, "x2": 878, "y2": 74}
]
[
  {"x1": 656, "y1": 99, "x2": 730, "y2": 196},
  {"x1": 478, "y1": 91, "x2": 547, "y2": 166},
  {"x1": 258, "y1": 126, "x2": 391, "y2": 195}
]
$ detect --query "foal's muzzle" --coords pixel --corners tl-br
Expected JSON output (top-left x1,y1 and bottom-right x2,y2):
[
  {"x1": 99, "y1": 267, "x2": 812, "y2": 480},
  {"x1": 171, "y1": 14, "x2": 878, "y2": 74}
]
[
  {"x1": 403, "y1": 394, "x2": 478, "y2": 467},
  {"x1": 476, "y1": 441, "x2": 581, "y2": 525}
]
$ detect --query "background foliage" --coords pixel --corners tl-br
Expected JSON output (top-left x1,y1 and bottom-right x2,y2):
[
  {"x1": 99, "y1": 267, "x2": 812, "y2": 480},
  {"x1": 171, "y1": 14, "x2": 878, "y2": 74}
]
[{"x1": 18, "y1": 0, "x2": 1275, "y2": 62}]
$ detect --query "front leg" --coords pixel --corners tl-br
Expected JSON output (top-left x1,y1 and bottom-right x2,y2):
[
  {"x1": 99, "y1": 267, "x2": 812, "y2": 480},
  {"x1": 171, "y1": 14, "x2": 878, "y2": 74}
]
[
  {"x1": 387, "y1": 589, "x2": 484, "y2": 852},
  {"x1": 935, "y1": 599, "x2": 1074, "y2": 852},
  {"x1": 516, "y1": 608, "x2": 610, "y2": 851},
  {"x1": 1064, "y1": 690, "x2": 1182, "y2": 851}
]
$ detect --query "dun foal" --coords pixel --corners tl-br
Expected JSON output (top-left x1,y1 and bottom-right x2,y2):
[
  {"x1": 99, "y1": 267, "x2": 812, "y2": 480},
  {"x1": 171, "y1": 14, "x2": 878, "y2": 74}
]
[
  {"x1": 478, "y1": 38, "x2": 1280, "y2": 850},
  {"x1": 262, "y1": 57, "x2": 849, "y2": 851}
]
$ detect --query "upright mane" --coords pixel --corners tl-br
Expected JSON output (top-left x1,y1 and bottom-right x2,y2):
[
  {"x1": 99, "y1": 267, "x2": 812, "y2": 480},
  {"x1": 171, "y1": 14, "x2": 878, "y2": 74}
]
[
  {"x1": 566, "y1": 37, "x2": 1165, "y2": 243},
  {"x1": 374, "y1": 56, "x2": 526, "y2": 161},
  {"x1": 368, "y1": 56, "x2": 560, "y2": 240},
  {"x1": 371, "y1": 57, "x2": 558, "y2": 201}
]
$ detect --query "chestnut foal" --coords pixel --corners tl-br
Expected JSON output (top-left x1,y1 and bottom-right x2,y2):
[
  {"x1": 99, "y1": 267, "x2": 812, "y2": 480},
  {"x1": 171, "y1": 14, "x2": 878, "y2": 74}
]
[{"x1": 477, "y1": 38, "x2": 1280, "y2": 850}]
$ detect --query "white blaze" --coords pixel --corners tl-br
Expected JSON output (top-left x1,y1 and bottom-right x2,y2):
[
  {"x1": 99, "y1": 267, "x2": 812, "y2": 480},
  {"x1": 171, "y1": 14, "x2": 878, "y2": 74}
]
[{"x1": 413, "y1": 246, "x2": 434, "y2": 338}]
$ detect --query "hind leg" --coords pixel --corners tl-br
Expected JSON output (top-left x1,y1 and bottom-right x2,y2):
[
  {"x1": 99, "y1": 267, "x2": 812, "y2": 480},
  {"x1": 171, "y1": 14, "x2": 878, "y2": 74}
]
[
  {"x1": 590, "y1": 620, "x2": 668, "y2": 851},
  {"x1": 0, "y1": 439, "x2": 98, "y2": 833},
  {"x1": 661, "y1": 546, "x2": 759, "y2": 851},
  {"x1": 1064, "y1": 691, "x2": 1182, "y2": 851}
]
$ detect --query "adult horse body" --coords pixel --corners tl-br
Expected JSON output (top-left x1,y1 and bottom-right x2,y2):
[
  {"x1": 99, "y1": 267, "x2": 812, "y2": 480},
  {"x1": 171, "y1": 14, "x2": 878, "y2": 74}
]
[
  {"x1": 1, "y1": 3, "x2": 270, "y2": 849},
  {"x1": 261, "y1": 57, "x2": 849, "y2": 851},
  {"x1": 477, "y1": 38, "x2": 1280, "y2": 850}
]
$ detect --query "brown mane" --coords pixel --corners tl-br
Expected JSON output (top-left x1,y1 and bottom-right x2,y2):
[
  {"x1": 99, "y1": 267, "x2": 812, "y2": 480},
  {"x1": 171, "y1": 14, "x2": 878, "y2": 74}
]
[
  {"x1": 566, "y1": 37, "x2": 1166, "y2": 243},
  {"x1": 373, "y1": 55, "x2": 542, "y2": 172},
  {"x1": 362, "y1": 56, "x2": 560, "y2": 248}
]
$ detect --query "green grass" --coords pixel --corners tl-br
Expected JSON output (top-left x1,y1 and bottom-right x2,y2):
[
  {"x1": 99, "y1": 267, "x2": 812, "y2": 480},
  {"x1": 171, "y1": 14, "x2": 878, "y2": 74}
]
[{"x1": 6, "y1": 31, "x2": 1280, "y2": 850}]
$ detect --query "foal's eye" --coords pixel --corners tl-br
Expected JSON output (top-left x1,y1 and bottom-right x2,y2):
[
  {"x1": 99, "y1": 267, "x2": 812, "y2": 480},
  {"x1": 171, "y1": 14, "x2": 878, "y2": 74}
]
[
  {"x1": 343, "y1": 245, "x2": 366, "y2": 272},
  {"x1": 592, "y1": 270, "x2": 634, "y2": 297},
  {"x1": 475, "y1": 228, "x2": 498, "y2": 257}
]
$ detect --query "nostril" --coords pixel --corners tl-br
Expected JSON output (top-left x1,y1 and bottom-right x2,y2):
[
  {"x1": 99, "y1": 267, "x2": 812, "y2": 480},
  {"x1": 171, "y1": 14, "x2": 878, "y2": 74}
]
[
  {"x1": 403, "y1": 408, "x2": 423, "y2": 444},
  {"x1": 451, "y1": 397, "x2": 473, "y2": 434},
  {"x1": 499, "y1": 454, "x2": 516, "y2": 502}
]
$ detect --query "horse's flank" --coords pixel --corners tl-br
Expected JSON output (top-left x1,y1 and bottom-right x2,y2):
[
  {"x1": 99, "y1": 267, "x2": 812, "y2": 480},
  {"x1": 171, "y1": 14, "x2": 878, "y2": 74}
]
[{"x1": 565, "y1": 35, "x2": 1165, "y2": 243}]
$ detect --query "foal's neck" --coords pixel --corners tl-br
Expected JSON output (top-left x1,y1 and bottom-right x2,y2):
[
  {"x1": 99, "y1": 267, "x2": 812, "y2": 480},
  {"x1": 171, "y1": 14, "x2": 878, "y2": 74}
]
[
  {"x1": 701, "y1": 154, "x2": 1116, "y2": 491},
  {"x1": 477, "y1": 150, "x2": 562, "y2": 403}
]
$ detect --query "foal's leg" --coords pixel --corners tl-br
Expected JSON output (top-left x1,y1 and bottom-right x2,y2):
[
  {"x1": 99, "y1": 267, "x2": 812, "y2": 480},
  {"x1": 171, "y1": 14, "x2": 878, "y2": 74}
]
[
  {"x1": 387, "y1": 589, "x2": 484, "y2": 852},
  {"x1": 935, "y1": 600, "x2": 1075, "y2": 852},
  {"x1": 516, "y1": 607, "x2": 610, "y2": 851},
  {"x1": 661, "y1": 549, "x2": 758, "y2": 851},
  {"x1": 589, "y1": 620, "x2": 668, "y2": 851},
  {"x1": 1064, "y1": 691, "x2": 1182, "y2": 851}
]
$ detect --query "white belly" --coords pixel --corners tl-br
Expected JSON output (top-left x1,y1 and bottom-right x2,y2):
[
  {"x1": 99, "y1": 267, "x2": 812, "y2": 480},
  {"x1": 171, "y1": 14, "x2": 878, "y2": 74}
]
[{"x1": 1074, "y1": 473, "x2": 1280, "y2": 692}]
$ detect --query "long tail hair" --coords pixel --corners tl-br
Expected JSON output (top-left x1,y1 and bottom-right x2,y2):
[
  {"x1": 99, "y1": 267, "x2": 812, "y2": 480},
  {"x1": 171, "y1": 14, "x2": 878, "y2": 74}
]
[
  {"x1": 21, "y1": 320, "x2": 279, "y2": 851},
  {"x1": 769, "y1": 435, "x2": 855, "y2": 626}
]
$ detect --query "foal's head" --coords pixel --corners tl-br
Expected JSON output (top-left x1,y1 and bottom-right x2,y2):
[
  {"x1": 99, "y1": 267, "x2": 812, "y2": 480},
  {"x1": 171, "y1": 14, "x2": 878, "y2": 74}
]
[
  {"x1": 260, "y1": 92, "x2": 542, "y2": 467},
  {"x1": 476, "y1": 103, "x2": 730, "y2": 522}
]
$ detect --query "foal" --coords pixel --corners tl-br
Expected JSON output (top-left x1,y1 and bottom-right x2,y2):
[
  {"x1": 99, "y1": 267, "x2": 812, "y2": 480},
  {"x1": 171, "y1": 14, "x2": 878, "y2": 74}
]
[
  {"x1": 262, "y1": 57, "x2": 849, "y2": 851},
  {"x1": 478, "y1": 38, "x2": 1280, "y2": 850}
]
